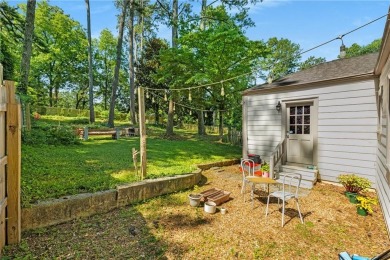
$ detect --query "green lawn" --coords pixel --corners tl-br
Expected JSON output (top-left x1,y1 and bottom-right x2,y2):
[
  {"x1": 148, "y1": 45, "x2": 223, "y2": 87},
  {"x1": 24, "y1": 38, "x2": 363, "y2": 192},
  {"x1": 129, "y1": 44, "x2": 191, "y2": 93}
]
[{"x1": 22, "y1": 133, "x2": 241, "y2": 206}]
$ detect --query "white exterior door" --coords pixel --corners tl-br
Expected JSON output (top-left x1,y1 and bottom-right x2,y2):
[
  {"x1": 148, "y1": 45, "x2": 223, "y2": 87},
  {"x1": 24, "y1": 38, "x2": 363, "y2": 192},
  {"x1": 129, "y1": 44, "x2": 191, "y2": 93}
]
[{"x1": 287, "y1": 103, "x2": 314, "y2": 165}]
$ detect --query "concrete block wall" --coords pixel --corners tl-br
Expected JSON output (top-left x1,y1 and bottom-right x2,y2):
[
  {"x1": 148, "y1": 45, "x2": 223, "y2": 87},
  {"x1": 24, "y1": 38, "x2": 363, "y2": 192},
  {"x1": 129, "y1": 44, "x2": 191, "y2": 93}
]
[{"x1": 21, "y1": 159, "x2": 239, "y2": 230}]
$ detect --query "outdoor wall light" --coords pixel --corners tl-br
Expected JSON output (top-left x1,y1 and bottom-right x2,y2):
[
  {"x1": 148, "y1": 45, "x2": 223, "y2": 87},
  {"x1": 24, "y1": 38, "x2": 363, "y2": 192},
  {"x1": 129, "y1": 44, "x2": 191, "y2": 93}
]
[{"x1": 276, "y1": 101, "x2": 281, "y2": 112}]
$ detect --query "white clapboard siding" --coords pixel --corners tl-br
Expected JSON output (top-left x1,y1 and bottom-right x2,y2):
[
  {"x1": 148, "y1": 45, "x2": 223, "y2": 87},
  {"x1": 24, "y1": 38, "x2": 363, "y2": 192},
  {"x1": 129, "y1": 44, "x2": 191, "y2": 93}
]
[
  {"x1": 246, "y1": 79, "x2": 377, "y2": 184},
  {"x1": 318, "y1": 138, "x2": 376, "y2": 146},
  {"x1": 318, "y1": 150, "x2": 377, "y2": 161},
  {"x1": 318, "y1": 118, "x2": 377, "y2": 126},
  {"x1": 319, "y1": 111, "x2": 377, "y2": 119},
  {"x1": 319, "y1": 125, "x2": 377, "y2": 132},
  {"x1": 319, "y1": 104, "x2": 377, "y2": 113},
  {"x1": 319, "y1": 144, "x2": 376, "y2": 154}
]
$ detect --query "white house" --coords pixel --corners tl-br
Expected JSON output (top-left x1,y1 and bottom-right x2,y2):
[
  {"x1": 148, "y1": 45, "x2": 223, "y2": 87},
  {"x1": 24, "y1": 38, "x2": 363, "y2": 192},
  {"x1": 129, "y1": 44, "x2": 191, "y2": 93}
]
[{"x1": 242, "y1": 12, "x2": 390, "y2": 234}]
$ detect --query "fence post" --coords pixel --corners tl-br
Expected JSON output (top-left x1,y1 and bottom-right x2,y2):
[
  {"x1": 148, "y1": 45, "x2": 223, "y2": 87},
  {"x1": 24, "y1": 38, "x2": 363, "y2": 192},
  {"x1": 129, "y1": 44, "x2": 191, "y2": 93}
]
[
  {"x1": 83, "y1": 126, "x2": 89, "y2": 140},
  {"x1": 5, "y1": 80, "x2": 21, "y2": 244}
]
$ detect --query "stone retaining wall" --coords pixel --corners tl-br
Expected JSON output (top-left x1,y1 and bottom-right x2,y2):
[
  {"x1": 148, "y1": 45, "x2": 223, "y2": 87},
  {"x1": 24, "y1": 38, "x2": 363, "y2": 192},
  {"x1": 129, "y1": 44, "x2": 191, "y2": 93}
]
[{"x1": 21, "y1": 159, "x2": 239, "y2": 230}]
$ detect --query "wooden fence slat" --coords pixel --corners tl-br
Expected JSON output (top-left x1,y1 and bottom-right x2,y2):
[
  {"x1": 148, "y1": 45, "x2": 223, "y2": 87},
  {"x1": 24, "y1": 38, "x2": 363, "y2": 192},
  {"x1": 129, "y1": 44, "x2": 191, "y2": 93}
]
[
  {"x1": 0, "y1": 198, "x2": 7, "y2": 250},
  {"x1": 5, "y1": 80, "x2": 21, "y2": 244}
]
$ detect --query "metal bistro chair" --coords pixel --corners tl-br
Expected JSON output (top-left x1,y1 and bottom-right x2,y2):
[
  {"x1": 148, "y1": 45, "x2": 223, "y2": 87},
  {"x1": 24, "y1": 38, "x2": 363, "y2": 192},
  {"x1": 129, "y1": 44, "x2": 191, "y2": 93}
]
[
  {"x1": 241, "y1": 158, "x2": 265, "y2": 208},
  {"x1": 265, "y1": 173, "x2": 304, "y2": 227}
]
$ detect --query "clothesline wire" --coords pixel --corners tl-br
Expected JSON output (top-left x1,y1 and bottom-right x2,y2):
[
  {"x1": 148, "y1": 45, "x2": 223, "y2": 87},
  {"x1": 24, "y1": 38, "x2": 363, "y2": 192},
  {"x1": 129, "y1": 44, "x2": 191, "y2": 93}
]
[{"x1": 141, "y1": 11, "x2": 389, "y2": 93}]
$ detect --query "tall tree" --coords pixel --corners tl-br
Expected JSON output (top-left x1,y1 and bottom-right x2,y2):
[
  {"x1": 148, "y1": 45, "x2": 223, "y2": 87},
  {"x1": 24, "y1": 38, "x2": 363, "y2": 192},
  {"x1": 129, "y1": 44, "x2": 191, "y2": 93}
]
[
  {"x1": 32, "y1": 1, "x2": 88, "y2": 107},
  {"x1": 85, "y1": 0, "x2": 95, "y2": 123},
  {"x1": 261, "y1": 37, "x2": 301, "y2": 82},
  {"x1": 345, "y1": 38, "x2": 381, "y2": 58},
  {"x1": 128, "y1": 0, "x2": 137, "y2": 125},
  {"x1": 19, "y1": 0, "x2": 36, "y2": 95},
  {"x1": 96, "y1": 30, "x2": 116, "y2": 110},
  {"x1": 157, "y1": 6, "x2": 267, "y2": 138},
  {"x1": 299, "y1": 56, "x2": 326, "y2": 71},
  {"x1": 108, "y1": 0, "x2": 130, "y2": 127}
]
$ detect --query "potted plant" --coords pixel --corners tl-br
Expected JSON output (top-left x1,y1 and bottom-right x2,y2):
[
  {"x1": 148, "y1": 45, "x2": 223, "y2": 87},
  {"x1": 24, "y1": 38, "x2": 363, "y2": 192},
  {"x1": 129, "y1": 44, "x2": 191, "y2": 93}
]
[
  {"x1": 356, "y1": 196, "x2": 378, "y2": 216},
  {"x1": 261, "y1": 162, "x2": 270, "y2": 178},
  {"x1": 337, "y1": 174, "x2": 371, "y2": 203}
]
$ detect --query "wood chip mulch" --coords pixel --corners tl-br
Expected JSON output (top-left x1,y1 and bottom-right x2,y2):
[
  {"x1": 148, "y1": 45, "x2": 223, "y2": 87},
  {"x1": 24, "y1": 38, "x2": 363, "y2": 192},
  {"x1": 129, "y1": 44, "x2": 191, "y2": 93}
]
[{"x1": 3, "y1": 165, "x2": 390, "y2": 259}]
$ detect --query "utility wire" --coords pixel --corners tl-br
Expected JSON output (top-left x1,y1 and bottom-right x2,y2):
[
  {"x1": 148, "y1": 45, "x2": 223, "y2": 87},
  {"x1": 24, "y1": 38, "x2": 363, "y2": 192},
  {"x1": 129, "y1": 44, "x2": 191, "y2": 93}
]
[{"x1": 143, "y1": 11, "x2": 389, "y2": 93}]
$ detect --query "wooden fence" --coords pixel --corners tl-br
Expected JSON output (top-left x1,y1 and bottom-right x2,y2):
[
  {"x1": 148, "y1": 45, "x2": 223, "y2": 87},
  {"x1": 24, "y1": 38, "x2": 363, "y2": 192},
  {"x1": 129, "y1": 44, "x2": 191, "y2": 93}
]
[{"x1": 0, "y1": 65, "x2": 21, "y2": 256}]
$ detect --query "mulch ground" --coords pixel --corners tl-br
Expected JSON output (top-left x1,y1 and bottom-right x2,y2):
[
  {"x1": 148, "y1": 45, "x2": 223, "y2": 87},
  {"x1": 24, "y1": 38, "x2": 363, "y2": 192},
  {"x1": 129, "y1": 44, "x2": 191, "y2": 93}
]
[{"x1": 3, "y1": 165, "x2": 390, "y2": 259}]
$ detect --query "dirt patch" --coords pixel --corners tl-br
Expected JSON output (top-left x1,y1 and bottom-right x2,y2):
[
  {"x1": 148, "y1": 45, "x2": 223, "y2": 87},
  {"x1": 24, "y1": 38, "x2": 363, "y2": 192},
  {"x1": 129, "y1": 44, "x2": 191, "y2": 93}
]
[{"x1": 3, "y1": 165, "x2": 390, "y2": 259}]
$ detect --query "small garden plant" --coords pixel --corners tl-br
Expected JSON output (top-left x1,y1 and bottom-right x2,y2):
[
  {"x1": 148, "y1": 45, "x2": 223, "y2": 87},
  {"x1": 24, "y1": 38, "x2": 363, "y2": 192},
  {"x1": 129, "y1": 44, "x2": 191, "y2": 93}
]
[
  {"x1": 356, "y1": 195, "x2": 378, "y2": 214},
  {"x1": 261, "y1": 162, "x2": 270, "y2": 173},
  {"x1": 337, "y1": 173, "x2": 371, "y2": 193}
]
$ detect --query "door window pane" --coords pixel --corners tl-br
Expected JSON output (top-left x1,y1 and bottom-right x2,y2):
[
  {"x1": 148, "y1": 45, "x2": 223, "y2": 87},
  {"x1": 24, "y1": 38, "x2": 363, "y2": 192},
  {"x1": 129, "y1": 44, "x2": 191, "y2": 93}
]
[
  {"x1": 290, "y1": 116, "x2": 295, "y2": 124},
  {"x1": 304, "y1": 106, "x2": 310, "y2": 114},
  {"x1": 304, "y1": 125, "x2": 310, "y2": 134},
  {"x1": 297, "y1": 116, "x2": 302, "y2": 124},
  {"x1": 304, "y1": 116, "x2": 310, "y2": 124},
  {"x1": 289, "y1": 125, "x2": 295, "y2": 134},
  {"x1": 297, "y1": 106, "x2": 303, "y2": 115},
  {"x1": 290, "y1": 107, "x2": 296, "y2": 115},
  {"x1": 297, "y1": 125, "x2": 302, "y2": 134}
]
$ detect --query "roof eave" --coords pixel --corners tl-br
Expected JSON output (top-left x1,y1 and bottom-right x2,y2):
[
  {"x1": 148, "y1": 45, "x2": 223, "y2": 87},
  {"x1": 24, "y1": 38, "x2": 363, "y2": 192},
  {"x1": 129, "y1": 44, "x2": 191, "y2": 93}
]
[
  {"x1": 374, "y1": 10, "x2": 390, "y2": 75},
  {"x1": 242, "y1": 73, "x2": 376, "y2": 96}
]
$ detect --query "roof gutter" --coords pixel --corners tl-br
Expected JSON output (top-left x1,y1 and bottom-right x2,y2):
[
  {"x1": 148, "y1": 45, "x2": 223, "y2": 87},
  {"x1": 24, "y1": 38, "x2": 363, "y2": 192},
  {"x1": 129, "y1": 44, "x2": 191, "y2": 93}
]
[
  {"x1": 374, "y1": 9, "x2": 390, "y2": 75},
  {"x1": 242, "y1": 73, "x2": 376, "y2": 96}
]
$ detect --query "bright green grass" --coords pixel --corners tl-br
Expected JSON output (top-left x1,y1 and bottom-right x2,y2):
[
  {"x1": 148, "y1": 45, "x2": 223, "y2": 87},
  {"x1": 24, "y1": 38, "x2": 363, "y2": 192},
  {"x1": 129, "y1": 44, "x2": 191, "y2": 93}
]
[{"x1": 22, "y1": 134, "x2": 241, "y2": 206}]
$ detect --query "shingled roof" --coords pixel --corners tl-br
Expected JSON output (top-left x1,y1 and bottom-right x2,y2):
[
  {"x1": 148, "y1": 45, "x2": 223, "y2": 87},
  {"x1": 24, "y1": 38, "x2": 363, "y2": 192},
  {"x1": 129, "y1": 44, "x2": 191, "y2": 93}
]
[{"x1": 244, "y1": 52, "x2": 379, "y2": 95}]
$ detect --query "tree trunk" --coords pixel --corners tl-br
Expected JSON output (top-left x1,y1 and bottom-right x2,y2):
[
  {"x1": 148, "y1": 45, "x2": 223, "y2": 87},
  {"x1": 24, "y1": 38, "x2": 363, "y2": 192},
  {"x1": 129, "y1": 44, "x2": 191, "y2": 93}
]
[
  {"x1": 197, "y1": 110, "x2": 205, "y2": 135},
  {"x1": 166, "y1": 99, "x2": 174, "y2": 135},
  {"x1": 85, "y1": 0, "x2": 95, "y2": 123},
  {"x1": 108, "y1": 0, "x2": 129, "y2": 127},
  {"x1": 19, "y1": 0, "x2": 36, "y2": 95},
  {"x1": 200, "y1": 0, "x2": 207, "y2": 30},
  {"x1": 154, "y1": 103, "x2": 159, "y2": 125},
  {"x1": 165, "y1": 0, "x2": 178, "y2": 136},
  {"x1": 219, "y1": 110, "x2": 223, "y2": 141},
  {"x1": 128, "y1": 0, "x2": 136, "y2": 125}
]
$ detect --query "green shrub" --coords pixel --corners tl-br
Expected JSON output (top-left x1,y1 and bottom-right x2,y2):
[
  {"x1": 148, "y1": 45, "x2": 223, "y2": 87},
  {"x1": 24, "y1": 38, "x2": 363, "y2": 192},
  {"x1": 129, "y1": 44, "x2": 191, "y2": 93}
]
[
  {"x1": 337, "y1": 174, "x2": 371, "y2": 193},
  {"x1": 22, "y1": 124, "x2": 80, "y2": 146}
]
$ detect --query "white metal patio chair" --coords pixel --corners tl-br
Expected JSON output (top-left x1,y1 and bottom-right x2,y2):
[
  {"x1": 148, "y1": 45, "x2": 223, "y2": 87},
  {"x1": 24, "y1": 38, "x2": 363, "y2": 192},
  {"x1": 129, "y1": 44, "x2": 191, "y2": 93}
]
[
  {"x1": 265, "y1": 173, "x2": 304, "y2": 227},
  {"x1": 240, "y1": 158, "x2": 255, "y2": 200}
]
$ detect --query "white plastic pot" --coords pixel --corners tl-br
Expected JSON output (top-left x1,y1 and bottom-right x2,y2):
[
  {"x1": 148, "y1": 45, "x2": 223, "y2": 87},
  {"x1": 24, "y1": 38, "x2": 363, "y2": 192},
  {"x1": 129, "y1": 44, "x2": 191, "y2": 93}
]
[
  {"x1": 204, "y1": 201, "x2": 217, "y2": 214},
  {"x1": 188, "y1": 194, "x2": 202, "y2": 207}
]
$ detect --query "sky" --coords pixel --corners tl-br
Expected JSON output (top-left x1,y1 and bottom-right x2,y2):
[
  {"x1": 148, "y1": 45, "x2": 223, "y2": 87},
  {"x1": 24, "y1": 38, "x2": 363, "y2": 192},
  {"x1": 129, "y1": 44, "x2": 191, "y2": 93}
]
[{"x1": 9, "y1": 0, "x2": 390, "y2": 62}]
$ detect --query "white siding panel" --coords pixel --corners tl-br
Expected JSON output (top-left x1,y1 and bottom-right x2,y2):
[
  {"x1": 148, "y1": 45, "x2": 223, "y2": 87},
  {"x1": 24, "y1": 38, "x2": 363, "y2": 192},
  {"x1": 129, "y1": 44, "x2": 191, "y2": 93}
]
[
  {"x1": 320, "y1": 96, "x2": 375, "y2": 106},
  {"x1": 318, "y1": 150, "x2": 376, "y2": 161},
  {"x1": 318, "y1": 163, "x2": 376, "y2": 177},
  {"x1": 320, "y1": 88, "x2": 375, "y2": 100},
  {"x1": 318, "y1": 157, "x2": 376, "y2": 168},
  {"x1": 318, "y1": 118, "x2": 377, "y2": 126},
  {"x1": 319, "y1": 144, "x2": 376, "y2": 154},
  {"x1": 318, "y1": 138, "x2": 376, "y2": 146},
  {"x1": 319, "y1": 125, "x2": 377, "y2": 132},
  {"x1": 247, "y1": 130, "x2": 281, "y2": 136},
  {"x1": 248, "y1": 135, "x2": 281, "y2": 141},
  {"x1": 318, "y1": 132, "x2": 376, "y2": 139},
  {"x1": 247, "y1": 125, "x2": 281, "y2": 131},
  {"x1": 319, "y1": 111, "x2": 377, "y2": 119},
  {"x1": 247, "y1": 110, "x2": 280, "y2": 116},
  {"x1": 319, "y1": 104, "x2": 376, "y2": 113}
]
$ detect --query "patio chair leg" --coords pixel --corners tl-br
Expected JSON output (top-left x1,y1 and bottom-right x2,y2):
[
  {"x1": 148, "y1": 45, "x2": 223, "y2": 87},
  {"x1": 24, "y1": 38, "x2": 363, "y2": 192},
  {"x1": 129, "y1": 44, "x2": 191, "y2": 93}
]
[
  {"x1": 295, "y1": 198, "x2": 304, "y2": 224},
  {"x1": 265, "y1": 195, "x2": 270, "y2": 218},
  {"x1": 281, "y1": 200, "x2": 285, "y2": 227}
]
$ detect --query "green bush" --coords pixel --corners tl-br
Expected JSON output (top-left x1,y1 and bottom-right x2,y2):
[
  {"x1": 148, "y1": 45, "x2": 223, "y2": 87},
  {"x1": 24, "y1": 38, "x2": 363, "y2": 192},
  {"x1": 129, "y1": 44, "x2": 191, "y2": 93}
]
[
  {"x1": 22, "y1": 124, "x2": 80, "y2": 146},
  {"x1": 337, "y1": 174, "x2": 371, "y2": 193}
]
